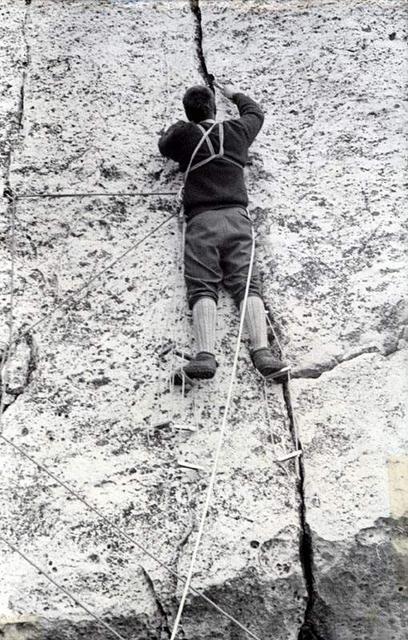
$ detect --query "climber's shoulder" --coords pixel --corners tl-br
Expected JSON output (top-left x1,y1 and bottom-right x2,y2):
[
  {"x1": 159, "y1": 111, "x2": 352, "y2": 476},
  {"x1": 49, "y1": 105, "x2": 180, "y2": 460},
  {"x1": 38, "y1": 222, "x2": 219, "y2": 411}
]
[{"x1": 158, "y1": 120, "x2": 197, "y2": 158}]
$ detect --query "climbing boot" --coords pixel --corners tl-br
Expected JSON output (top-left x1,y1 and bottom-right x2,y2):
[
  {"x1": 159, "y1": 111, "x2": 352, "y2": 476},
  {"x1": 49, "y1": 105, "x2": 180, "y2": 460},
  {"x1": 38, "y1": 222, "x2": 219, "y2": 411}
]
[
  {"x1": 251, "y1": 347, "x2": 290, "y2": 381},
  {"x1": 173, "y1": 351, "x2": 217, "y2": 386}
]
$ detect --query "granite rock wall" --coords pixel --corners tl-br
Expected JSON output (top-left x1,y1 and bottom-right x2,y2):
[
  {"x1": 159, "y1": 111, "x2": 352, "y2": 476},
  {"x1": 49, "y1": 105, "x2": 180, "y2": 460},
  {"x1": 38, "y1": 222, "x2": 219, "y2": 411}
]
[{"x1": 0, "y1": 1, "x2": 406, "y2": 639}]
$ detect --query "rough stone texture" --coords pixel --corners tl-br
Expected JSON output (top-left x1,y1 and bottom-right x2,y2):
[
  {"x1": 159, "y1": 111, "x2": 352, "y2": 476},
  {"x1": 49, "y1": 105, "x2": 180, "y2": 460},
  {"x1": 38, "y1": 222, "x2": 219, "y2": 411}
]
[
  {"x1": 199, "y1": 0, "x2": 408, "y2": 638},
  {"x1": 200, "y1": 0, "x2": 408, "y2": 373},
  {"x1": 10, "y1": 0, "x2": 195, "y2": 196},
  {"x1": 1, "y1": 0, "x2": 407, "y2": 639},
  {"x1": 0, "y1": 0, "x2": 26, "y2": 192},
  {"x1": 0, "y1": 199, "x2": 11, "y2": 342},
  {"x1": 0, "y1": 2, "x2": 304, "y2": 639},
  {"x1": 291, "y1": 351, "x2": 408, "y2": 640}
]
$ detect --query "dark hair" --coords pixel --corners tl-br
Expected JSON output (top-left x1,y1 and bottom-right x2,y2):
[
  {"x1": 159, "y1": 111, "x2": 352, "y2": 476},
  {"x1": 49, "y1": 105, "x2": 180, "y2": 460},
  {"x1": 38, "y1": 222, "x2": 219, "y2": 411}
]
[{"x1": 183, "y1": 85, "x2": 216, "y2": 123}]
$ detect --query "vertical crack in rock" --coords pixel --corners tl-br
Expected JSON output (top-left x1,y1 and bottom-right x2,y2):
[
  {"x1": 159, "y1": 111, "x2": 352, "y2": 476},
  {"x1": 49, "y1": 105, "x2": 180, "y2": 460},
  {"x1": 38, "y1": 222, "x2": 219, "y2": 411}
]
[
  {"x1": 2, "y1": 2, "x2": 33, "y2": 416},
  {"x1": 266, "y1": 309, "x2": 328, "y2": 637},
  {"x1": 282, "y1": 382, "x2": 328, "y2": 640},
  {"x1": 175, "y1": 522, "x2": 194, "y2": 557},
  {"x1": 140, "y1": 567, "x2": 172, "y2": 640},
  {"x1": 189, "y1": 0, "x2": 214, "y2": 89},
  {"x1": 3, "y1": 0, "x2": 32, "y2": 202},
  {"x1": 1, "y1": 331, "x2": 39, "y2": 414},
  {"x1": 167, "y1": 495, "x2": 195, "y2": 634}
]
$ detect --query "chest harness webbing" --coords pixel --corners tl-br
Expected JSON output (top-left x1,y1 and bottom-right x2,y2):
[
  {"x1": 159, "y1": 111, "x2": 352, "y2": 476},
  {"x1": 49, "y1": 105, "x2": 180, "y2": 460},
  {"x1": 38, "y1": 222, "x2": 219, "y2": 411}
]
[
  {"x1": 191, "y1": 122, "x2": 245, "y2": 172},
  {"x1": 178, "y1": 122, "x2": 244, "y2": 215}
]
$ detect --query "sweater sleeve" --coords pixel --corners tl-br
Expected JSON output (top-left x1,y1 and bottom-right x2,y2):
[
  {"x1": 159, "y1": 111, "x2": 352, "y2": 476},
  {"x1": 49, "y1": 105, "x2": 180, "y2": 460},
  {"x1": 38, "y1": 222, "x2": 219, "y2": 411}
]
[
  {"x1": 158, "y1": 121, "x2": 188, "y2": 162},
  {"x1": 231, "y1": 92, "x2": 265, "y2": 145}
]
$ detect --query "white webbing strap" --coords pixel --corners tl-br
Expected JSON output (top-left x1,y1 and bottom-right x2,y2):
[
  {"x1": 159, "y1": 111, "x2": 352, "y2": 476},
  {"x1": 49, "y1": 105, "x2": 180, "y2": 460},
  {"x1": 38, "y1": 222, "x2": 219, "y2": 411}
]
[
  {"x1": 189, "y1": 122, "x2": 244, "y2": 172},
  {"x1": 197, "y1": 123, "x2": 216, "y2": 156},
  {"x1": 219, "y1": 121, "x2": 224, "y2": 156},
  {"x1": 177, "y1": 123, "x2": 215, "y2": 213},
  {"x1": 183, "y1": 122, "x2": 218, "y2": 185},
  {"x1": 177, "y1": 122, "x2": 219, "y2": 213}
]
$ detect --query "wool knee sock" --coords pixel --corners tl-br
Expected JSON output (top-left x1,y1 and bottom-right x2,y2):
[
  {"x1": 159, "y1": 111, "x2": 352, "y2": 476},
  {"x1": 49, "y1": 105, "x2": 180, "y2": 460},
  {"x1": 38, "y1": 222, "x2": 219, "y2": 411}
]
[
  {"x1": 240, "y1": 295, "x2": 268, "y2": 351},
  {"x1": 192, "y1": 297, "x2": 217, "y2": 355}
]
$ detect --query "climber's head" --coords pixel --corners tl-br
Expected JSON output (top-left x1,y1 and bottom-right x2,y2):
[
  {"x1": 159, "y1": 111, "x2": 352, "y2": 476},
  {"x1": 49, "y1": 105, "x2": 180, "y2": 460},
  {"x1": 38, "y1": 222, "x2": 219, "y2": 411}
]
[{"x1": 183, "y1": 85, "x2": 216, "y2": 123}]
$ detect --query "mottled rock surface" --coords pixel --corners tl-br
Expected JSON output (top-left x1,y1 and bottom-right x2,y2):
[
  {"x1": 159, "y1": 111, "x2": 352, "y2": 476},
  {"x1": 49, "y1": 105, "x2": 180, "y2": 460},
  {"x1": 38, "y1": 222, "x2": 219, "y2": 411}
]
[
  {"x1": 292, "y1": 351, "x2": 408, "y2": 640},
  {"x1": 201, "y1": 0, "x2": 408, "y2": 372},
  {"x1": 1, "y1": 2, "x2": 305, "y2": 640},
  {"x1": 1, "y1": 1, "x2": 407, "y2": 639},
  {"x1": 199, "y1": 1, "x2": 407, "y2": 638}
]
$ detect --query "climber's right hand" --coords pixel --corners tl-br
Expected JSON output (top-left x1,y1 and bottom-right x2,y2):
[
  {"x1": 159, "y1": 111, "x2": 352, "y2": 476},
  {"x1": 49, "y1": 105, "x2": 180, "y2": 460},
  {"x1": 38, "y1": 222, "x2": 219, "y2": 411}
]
[{"x1": 214, "y1": 82, "x2": 240, "y2": 100}]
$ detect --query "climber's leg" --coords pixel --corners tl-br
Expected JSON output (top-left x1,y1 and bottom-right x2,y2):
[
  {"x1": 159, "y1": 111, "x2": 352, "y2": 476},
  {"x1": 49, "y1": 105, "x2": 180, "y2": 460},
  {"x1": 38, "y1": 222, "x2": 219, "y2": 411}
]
[
  {"x1": 173, "y1": 212, "x2": 222, "y2": 384},
  {"x1": 182, "y1": 297, "x2": 217, "y2": 380},
  {"x1": 184, "y1": 211, "x2": 222, "y2": 311},
  {"x1": 241, "y1": 295, "x2": 268, "y2": 351},
  {"x1": 192, "y1": 296, "x2": 217, "y2": 355},
  {"x1": 220, "y1": 209, "x2": 289, "y2": 380},
  {"x1": 240, "y1": 296, "x2": 289, "y2": 378}
]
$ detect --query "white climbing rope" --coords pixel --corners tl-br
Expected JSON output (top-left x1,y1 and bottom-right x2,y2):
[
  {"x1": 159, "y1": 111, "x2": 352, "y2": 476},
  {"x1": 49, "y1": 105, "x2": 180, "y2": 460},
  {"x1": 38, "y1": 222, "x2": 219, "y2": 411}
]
[
  {"x1": 177, "y1": 122, "x2": 218, "y2": 211},
  {"x1": 170, "y1": 222, "x2": 261, "y2": 640},
  {"x1": 0, "y1": 431, "x2": 260, "y2": 632},
  {"x1": 3, "y1": 118, "x2": 261, "y2": 640},
  {"x1": 168, "y1": 216, "x2": 192, "y2": 421},
  {"x1": 15, "y1": 190, "x2": 177, "y2": 199},
  {"x1": 0, "y1": 196, "x2": 259, "y2": 635},
  {"x1": 0, "y1": 534, "x2": 128, "y2": 640},
  {"x1": 2, "y1": 197, "x2": 253, "y2": 631},
  {"x1": 12, "y1": 209, "x2": 177, "y2": 346},
  {"x1": 191, "y1": 122, "x2": 244, "y2": 172},
  {"x1": 177, "y1": 120, "x2": 244, "y2": 214},
  {"x1": 1, "y1": 58, "x2": 263, "y2": 638}
]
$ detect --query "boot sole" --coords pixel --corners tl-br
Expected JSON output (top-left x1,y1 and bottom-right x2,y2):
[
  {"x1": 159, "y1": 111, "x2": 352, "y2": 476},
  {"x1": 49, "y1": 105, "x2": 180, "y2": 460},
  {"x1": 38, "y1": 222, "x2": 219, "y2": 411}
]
[
  {"x1": 172, "y1": 368, "x2": 215, "y2": 386},
  {"x1": 185, "y1": 368, "x2": 216, "y2": 380},
  {"x1": 262, "y1": 365, "x2": 291, "y2": 380}
]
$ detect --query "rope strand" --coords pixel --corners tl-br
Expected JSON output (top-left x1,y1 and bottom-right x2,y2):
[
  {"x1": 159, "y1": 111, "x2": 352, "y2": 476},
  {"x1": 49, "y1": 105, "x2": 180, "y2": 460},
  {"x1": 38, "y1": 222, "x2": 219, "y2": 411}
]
[
  {"x1": 1, "y1": 204, "x2": 257, "y2": 632},
  {"x1": 3, "y1": 196, "x2": 260, "y2": 639},
  {"x1": 15, "y1": 191, "x2": 177, "y2": 200},
  {"x1": 169, "y1": 226, "x2": 261, "y2": 640},
  {"x1": 0, "y1": 433, "x2": 259, "y2": 637},
  {"x1": 13, "y1": 212, "x2": 176, "y2": 345},
  {"x1": 0, "y1": 534, "x2": 128, "y2": 640}
]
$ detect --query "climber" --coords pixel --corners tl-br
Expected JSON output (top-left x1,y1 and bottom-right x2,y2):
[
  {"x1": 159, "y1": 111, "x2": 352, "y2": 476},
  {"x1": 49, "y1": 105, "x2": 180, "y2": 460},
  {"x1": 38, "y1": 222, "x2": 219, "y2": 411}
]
[{"x1": 158, "y1": 82, "x2": 289, "y2": 382}]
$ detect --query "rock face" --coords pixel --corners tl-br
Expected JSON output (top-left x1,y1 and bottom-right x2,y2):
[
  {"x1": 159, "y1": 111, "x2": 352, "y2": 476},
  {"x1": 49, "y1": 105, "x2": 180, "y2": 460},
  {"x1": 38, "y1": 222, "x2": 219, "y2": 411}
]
[
  {"x1": 200, "y1": 0, "x2": 408, "y2": 372},
  {"x1": 0, "y1": 1, "x2": 406, "y2": 640},
  {"x1": 292, "y1": 350, "x2": 408, "y2": 640},
  {"x1": 1, "y1": 2, "x2": 304, "y2": 640},
  {"x1": 198, "y1": 1, "x2": 408, "y2": 638}
]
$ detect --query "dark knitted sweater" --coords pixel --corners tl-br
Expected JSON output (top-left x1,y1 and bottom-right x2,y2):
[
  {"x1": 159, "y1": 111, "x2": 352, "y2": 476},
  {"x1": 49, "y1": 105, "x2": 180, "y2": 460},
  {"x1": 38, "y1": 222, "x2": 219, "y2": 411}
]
[{"x1": 158, "y1": 93, "x2": 264, "y2": 219}]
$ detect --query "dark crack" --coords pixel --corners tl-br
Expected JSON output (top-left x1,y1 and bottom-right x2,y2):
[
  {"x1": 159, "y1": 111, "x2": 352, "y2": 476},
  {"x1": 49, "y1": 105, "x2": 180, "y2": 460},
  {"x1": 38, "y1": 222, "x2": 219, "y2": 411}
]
[
  {"x1": 282, "y1": 382, "x2": 330, "y2": 640},
  {"x1": 3, "y1": 0, "x2": 32, "y2": 203},
  {"x1": 265, "y1": 308, "x2": 328, "y2": 639},
  {"x1": 1, "y1": 331, "x2": 39, "y2": 414},
  {"x1": 175, "y1": 523, "x2": 194, "y2": 556},
  {"x1": 189, "y1": 0, "x2": 214, "y2": 90},
  {"x1": 292, "y1": 345, "x2": 380, "y2": 379},
  {"x1": 2, "y1": 0, "x2": 32, "y2": 394},
  {"x1": 292, "y1": 338, "x2": 404, "y2": 380},
  {"x1": 140, "y1": 567, "x2": 171, "y2": 640},
  {"x1": 270, "y1": 310, "x2": 405, "y2": 638},
  {"x1": 169, "y1": 497, "x2": 195, "y2": 633},
  {"x1": 284, "y1": 339, "x2": 405, "y2": 636}
]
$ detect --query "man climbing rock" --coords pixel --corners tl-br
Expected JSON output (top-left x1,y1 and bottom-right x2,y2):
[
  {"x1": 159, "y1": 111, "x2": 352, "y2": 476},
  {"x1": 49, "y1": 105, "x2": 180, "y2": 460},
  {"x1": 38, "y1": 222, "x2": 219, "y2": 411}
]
[{"x1": 158, "y1": 83, "x2": 289, "y2": 382}]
